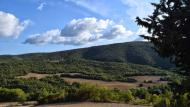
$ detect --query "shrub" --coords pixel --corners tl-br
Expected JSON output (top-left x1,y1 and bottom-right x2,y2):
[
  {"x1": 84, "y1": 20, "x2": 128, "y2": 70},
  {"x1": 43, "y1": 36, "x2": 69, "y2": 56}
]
[
  {"x1": 74, "y1": 83, "x2": 124, "y2": 102},
  {"x1": 144, "y1": 80, "x2": 153, "y2": 83},
  {"x1": 133, "y1": 88, "x2": 148, "y2": 99},
  {"x1": 154, "y1": 97, "x2": 170, "y2": 107},
  {"x1": 171, "y1": 93, "x2": 190, "y2": 107},
  {"x1": 0, "y1": 87, "x2": 27, "y2": 102},
  {"x1": 39, "y1": 90, "x2": 65, "y2": 104},
  {"x1": 121, "y1": 90, "x2": 134, "y2": 102},
  {"x1": 139, "y1": 84, "x2": 144, "y2": 87},
  {"x1": 151, "y1": 94, "x2": 161, "y2": 105}
]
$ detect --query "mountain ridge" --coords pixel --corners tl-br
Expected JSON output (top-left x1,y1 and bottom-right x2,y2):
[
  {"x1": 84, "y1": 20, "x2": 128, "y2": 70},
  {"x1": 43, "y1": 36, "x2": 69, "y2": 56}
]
[{"x1": 0, "y1": 41, "x2": 174, "y2": 69}]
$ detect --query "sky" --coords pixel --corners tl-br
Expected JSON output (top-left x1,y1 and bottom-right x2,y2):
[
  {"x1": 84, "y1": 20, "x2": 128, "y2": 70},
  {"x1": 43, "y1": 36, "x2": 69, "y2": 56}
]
[{"x1": 0, "y1": 0, "x2": 158, "y2": 55}]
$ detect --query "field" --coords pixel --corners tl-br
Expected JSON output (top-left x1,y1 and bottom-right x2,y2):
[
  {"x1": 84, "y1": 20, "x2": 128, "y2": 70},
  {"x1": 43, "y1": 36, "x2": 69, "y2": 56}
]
[
  {"x1": 17, "y1": 73, "x2": 50, "y2": 79},
  {"x1": 0, "y1": 102, "x2": 150, "y2": 107},
  {"x1": 37, "y1": 102, "x2": 150, "y2": 107},
  {"x1": 18, "y1": 73, "x2": 168, "y2": 90}
]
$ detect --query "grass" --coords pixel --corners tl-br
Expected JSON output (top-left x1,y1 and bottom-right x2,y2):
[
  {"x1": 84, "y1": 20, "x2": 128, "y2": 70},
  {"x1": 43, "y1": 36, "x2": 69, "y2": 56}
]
[
  {"x1": 17, "y1": 73, "x2": 168, "y2": 90},
  {"x1": 36, "y1": 102, "x2": 150, "y2": 107}
]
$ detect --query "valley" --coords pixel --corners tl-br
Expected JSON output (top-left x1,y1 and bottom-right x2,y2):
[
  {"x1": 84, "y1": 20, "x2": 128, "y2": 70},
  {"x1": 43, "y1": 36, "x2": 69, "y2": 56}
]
[
  {"x1": 0, "y1": 42, "x2": 180, "y2": 107},
  {"x1": 1, "y1": 0, "x2": 189, "y2": 106}
]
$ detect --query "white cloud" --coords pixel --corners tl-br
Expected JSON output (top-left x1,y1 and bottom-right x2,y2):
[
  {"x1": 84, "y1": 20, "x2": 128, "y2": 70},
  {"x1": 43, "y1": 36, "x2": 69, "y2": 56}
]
[
  {"x1": 25, "y1": 17, "x2": 133, "y2": 45},
  {"x1": 103, "y1": 25, "x2": 133, "y2": 39},
  {"x1": 134, "y1": 27, "x2": 151, "y2": 41},
  {"x1": 37, "y1": 2, "x2": 46, "y2": 11},
  {"x1": 0, "y1": 11, "x2": 31, "y2": 38},
  {"x1": 136, "y1": 27, "x2": 151, "y2": 37},
  {"x1": 24, "y1": 29, "x2": 61, "y2": 45},
  {"x1": 64, "y1": 0, "x2": 109, "y2": 16},
  {"x1": 121, "y1": 0, "x2": 155, "y2": 19},
  {"x1": 61, "y1": 18, "x2": 112, "y2": 37}
]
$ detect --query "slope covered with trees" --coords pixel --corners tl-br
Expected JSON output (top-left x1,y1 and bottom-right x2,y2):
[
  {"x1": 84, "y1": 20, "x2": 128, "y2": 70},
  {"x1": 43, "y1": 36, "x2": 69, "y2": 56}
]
[
  {"x1": 0, "y1": 42, "x2": 173, "y2": 69},
  {"x1": 0, "y1": 41, "x2": 183, "y2": 107}
]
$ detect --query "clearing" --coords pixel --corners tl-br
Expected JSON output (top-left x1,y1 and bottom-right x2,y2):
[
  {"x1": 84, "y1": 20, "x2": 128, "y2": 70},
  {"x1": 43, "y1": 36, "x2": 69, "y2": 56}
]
[
  {"x1": 17, "y1": 73, "x2": 168, "y2": 90},
  {"x1": 37, "y1": 102, "x2": 150, "y2": 107}
]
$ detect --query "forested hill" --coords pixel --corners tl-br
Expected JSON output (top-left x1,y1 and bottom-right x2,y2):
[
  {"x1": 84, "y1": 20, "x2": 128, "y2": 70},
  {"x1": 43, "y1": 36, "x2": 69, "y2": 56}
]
[{"x1": 0, "y1": 41, "x2": 173, "y2": 69}]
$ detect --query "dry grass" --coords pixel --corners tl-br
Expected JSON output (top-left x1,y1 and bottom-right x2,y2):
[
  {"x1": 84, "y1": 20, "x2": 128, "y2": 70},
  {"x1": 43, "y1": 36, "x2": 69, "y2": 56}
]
[
  {"x1": 17, "y1": 73, "x2": 168, "y2": 90},
  {"x1": 63, "y1": 77, "x2": 137, "y2": 90},
  {"x1": 17, "y1": 73, "x2": 50, "y2": 79},
  {"x1": 132, "y1": 76, "x2": 162, "y2": 82},
  {"x1": 0, "y1": 101, "x2": 37, "y2": 107},
  {"x1": 63, "y1": 76, "x2": 167, "y2": 89},
  {"x1": 37, "y1": 102, "x2": 151, "y2": 107}
]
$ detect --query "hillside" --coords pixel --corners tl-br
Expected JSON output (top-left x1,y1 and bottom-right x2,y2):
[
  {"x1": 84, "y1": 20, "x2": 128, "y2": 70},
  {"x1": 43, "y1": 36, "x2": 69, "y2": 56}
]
[
  {"x1": 0, "y1": 41, "x2": 173, "y2": 69},
  {"x1": 0, "y1": 41, "x2": 179, "y2": 106}
]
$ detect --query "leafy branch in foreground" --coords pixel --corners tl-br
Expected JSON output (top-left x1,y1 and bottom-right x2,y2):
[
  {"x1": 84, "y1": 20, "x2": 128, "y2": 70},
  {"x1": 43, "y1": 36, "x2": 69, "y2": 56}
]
[{"x1": 136, "y1": 0, "x2": 190, "y2": 75}]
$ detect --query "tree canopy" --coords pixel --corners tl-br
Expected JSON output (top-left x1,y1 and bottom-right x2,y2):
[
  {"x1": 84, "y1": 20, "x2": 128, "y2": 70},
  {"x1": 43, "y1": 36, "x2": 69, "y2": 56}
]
[{"x1": 136, "y1": 0, "x2": 190, "y2": 75}]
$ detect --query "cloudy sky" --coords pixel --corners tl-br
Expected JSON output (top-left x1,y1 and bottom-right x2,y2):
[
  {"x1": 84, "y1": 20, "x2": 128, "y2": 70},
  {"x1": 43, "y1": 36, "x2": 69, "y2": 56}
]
[{"x1": 0, "y1": 0, "x2": 158, "y2": 55}]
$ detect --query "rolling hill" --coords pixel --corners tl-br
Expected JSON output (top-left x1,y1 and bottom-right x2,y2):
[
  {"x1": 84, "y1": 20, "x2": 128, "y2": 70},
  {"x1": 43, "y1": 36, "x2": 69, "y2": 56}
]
[{"x1": 0, "y1": 41, "x2": 173, "y2": 69}]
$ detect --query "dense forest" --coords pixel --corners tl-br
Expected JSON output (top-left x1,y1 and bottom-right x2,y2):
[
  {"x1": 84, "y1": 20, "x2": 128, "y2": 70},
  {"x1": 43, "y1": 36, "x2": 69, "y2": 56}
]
[{"x1": 0, "y1": 42, "x2": 174, "y2": 68}]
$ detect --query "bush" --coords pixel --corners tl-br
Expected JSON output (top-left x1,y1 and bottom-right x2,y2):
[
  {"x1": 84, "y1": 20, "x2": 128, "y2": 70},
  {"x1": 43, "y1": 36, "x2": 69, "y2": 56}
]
[
  {"x1": 132, "y1": 88, "x2": 149, "y2": 99},
  {"x1": 144, "y1": 80, "x2": 153, "y2": 83},
  {"x1": 171, "y1": 93, "x2": 190, "y2": 107},
  {"x1": 150, "y1": 94, "x2": 161, "y2": 105},
  {"x1": 76, "y1": 83, "x2": 117, "y2": 102},
  {"x1": 139, "y1": 84, "x2": 144, "y2": 87},
  {"x1": 39, "y1": 90, "x2": 65, "y2": 104},
  {"x1": 154, "y1": 97, "x2": 170, "y2": 107},
  {"x1": 0, "y1": 87, "x2": 27, "y2": 102},
  {"x1": 119, "y1": 78, "x2": 137, "y2": 83},
  {"x1": 74, "y1": 83, "x2": 129, "y2": 102},
  {"x1": 159, "y1": 77, "x2": 170, "y2": 81},
  {"x1": 121, "y1": 90, "x2": 134, "y2": 102}
]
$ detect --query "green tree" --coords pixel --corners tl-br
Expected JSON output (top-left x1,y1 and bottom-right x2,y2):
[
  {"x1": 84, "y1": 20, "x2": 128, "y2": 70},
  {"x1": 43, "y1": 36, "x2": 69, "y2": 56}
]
[
  {"x1": 172, "y1": 93, "x2": 190, "y2": 107},
  {"x1": 39, "y1": 90, "x2": 65, "y2": 104},
  {"x1": 121, "y1": 90, "x2": 134, "y2": 102},
  {"x1": 136, "y1": 0, "x2": 190, "y2": 74},
  {"x1": 0, "y1": 87, "x2": 27, "y2": 102},
  {"x1": 154, "y1": 97, "x2": 171, "y2": 107},
  {"x1": 151, "y1": 94, "x2": 162, "y2": 105}
]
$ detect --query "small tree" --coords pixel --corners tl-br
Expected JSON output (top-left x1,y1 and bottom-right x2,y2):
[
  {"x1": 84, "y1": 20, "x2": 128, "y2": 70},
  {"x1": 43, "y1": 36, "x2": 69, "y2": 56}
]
[
  {"x1": 136, "y1": 0, "x2": 190, "y2": 75},
  {"x1": 0, "y1": 88, "x2": 27, "y2": 102},
  {"x1": 154, "y1": 97, "x2": 171, "y2": 107}
]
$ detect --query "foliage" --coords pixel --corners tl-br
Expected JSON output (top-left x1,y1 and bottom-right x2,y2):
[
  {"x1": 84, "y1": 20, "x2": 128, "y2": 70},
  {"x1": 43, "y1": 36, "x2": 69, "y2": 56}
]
[
  {"x1": 136, "y1": 0, "x2": 190, "y2": 74},
  {"x1": 39, "y1": 90, "x2": 65, "y2": 104},
  {"x1": 154, "y1": 97, "x2": 171, "y2": 107},
  {"x1": 0, "y1": 59, "x2": 169, "y2": 82},
  {"x1": 0, "y1": 87, "x2": 27, "y2": 102},
  {"x1": 0, "y1": 74, "x2": 189, "y2": 106},
  {"x1": 0, "y1": 41, "x2": 186, "y2": 106},
  {"x1": 0, "y1": 42, "x2": 174, "y2": 69}
]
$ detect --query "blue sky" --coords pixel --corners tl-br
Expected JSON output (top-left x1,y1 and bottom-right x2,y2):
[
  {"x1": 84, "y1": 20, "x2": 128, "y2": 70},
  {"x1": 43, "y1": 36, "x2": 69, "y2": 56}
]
[{"x1": 0, "y1": 0, "x2": 158, "y2": 55}]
